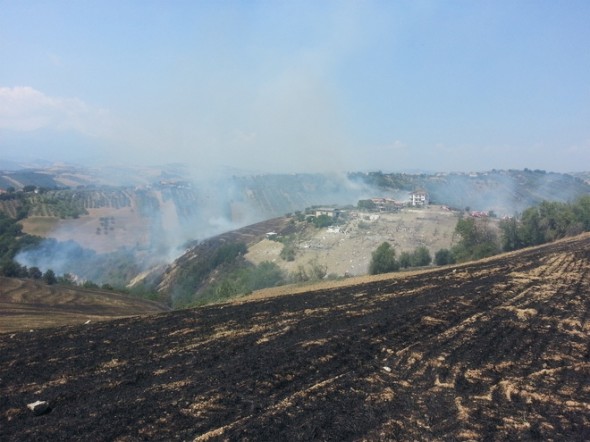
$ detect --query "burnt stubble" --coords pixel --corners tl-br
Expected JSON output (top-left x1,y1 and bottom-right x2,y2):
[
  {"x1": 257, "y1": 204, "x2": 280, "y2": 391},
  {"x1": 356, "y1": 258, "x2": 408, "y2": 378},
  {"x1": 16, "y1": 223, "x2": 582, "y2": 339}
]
[{"x1": 1, "y1": 234, "x2": 590, "y2": 441}]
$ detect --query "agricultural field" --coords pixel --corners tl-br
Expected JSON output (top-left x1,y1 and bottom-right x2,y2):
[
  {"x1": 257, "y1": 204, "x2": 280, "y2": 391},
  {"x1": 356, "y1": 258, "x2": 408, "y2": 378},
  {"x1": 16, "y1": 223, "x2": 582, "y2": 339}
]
[
  {"x1": 0, "y1": 199, "x2": 22, "y2": 218},
  {"x1": 0, "y1": 277, "x2": 168, "y2": 334},
  {"x1": 20, "y1": 207, "x2": 151, "y2": 254},
  {"x1": 1, "y1": 233, "x2": 589, "y2": 440}
]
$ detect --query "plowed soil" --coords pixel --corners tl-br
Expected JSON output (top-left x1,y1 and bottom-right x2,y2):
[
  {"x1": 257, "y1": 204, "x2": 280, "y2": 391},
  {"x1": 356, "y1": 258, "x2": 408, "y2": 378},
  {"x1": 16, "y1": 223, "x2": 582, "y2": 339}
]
[
  {"x1": 0, "y1": 277, "x2": 169, "y2": 333},
  {"x1": 1, "y1": 234, "x2": 590, "y2": 441}
]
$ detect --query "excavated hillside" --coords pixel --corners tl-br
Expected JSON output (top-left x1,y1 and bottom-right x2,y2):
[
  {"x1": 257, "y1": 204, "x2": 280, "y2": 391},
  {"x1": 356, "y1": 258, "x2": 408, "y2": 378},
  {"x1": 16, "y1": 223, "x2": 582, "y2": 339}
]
[{"x1": 1, "y1": 234, "x2": 589, "y2": 441}]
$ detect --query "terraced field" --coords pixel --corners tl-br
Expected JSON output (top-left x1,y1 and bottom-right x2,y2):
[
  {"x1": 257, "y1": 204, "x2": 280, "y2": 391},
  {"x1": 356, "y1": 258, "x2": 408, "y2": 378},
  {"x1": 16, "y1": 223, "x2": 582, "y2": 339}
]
[
  {"x1": 0, "y1": 199, "x2": 22, "y2": 218},
  {"x1": 1, "y1": 234, "x2": 589, "y2": 440}
]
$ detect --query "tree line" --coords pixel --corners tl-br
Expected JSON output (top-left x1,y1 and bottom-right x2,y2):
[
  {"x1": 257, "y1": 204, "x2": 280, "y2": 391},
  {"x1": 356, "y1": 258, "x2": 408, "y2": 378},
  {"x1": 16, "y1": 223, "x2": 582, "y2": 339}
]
[{"x1": 369, "y1": 195, "x2": 590, "y2": 275}]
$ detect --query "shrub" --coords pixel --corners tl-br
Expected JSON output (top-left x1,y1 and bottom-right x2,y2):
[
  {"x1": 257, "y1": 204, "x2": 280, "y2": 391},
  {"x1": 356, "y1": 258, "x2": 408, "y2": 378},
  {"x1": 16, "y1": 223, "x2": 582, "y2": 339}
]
[
  {"x1": 434, "y1": 248, "x2": 455, "y2": 266},
  {"x1": 307, "y1": 258, "x2": 327, "y2": 281},
  {"x1": 411, "y1": 246, "x2": 432, "y2": 267},
  {"x1": 398, "y1": 251, "x2": 411, "y2": 268},
  {"x1": 369, "y1": 242, "x2": 399, "y2": 275},
  {"x1": 43, "y1": 269, "x2": 57, "y2": 285},
  {"x1": 313, "y1": 214, "x2": 334, "y2": 228},
  {"x1": 280, "y1": 243, "x2": 296, "y2": 261}
]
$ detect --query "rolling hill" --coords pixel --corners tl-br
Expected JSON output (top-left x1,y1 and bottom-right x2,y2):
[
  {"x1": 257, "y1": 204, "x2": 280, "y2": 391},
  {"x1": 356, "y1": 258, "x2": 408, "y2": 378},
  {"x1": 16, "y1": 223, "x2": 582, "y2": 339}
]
[
  {"x1": 3, "y1": 167, "x2": 589, "y2": 294},
  {"x1": 0, "y1": 277, "x2": 169, "y2": 334},
  {"x1": 1, "y1": 233, "x2": 589, "y2": 440}
]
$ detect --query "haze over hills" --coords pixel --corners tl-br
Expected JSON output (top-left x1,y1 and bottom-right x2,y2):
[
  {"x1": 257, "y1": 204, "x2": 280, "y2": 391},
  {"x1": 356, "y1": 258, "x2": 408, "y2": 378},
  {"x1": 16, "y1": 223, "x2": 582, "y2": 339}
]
[
  {"x1": 2, "y1": 3, "x2": 589, "y2": 439},
  {"x1": 2, "y1": 165, "x2": 589, "y2": 302}
]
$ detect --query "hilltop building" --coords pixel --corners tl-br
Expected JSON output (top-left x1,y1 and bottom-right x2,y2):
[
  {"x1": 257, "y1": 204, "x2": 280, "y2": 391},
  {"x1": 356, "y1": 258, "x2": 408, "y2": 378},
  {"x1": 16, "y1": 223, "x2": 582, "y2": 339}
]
[
  {"x1": 371, "y1": 198, "x2": 404, "y2": 212},
  {"x1": 314, "y1": 208, "x2": 342, "y2": 218},
  {"x1": 410, "y1": 190, "x2": 429, "y2": 207}
]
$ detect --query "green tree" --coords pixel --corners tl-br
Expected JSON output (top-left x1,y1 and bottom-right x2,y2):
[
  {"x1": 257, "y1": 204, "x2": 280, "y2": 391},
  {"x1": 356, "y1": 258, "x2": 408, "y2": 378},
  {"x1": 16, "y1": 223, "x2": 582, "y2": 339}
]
[
  {"x1": 519, "y1": 208, "x2": 545, "y2": 246},
  {"x1": 313, "y1": 214, "x2": 334, "y2": 228},
  {"x1": 280, "y1": 243, "x2": 296, "y2": 261},
  {"x1": 28, "y1": 266, "x2": 42, "y2": 279},
  {"x1": 573, "y1": 195, "x2": 590, "y2": 230},
  {"x1": 248, "y1": 261, "x2": 285, "y2": 290},
  {"x1": 452, "y1": 217, "x2": 499, "y2": 262},
  {"x1": 43, "y1": 269, "x2": 57, "y2": 285},
  {"x1": 499, "y1": 217, "x2": 524, "y2": 251},
  {"x1": 398, "y1": 251, "x2": 411, "y2": 268},
  {"x1": 369, "y1": 242, "x2": 399, "y2": 275},
  {"x1": 82, "y1": 280, "x2": 98, "y2": 289},
  {"x1": 411, "y1": 246, "x2": 432, "y2": 267},
  {"x1": 537, "y1": 201, "x2": 574, "y2": 242},
  {"x1": 57, "y1": 273, "x2": 76, "y2": 285},
  {"x1": 434, "y1": 248, "x2": 455, "y2": 266},
  {"x1": 0, "y1": 259, "x2": 26, "y2": 277}
]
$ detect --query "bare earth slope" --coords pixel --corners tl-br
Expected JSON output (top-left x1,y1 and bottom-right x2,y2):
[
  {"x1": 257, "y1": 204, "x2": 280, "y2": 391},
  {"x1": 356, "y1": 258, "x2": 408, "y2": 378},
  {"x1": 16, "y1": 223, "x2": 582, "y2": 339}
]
[
  {"x1": 0, "y1": 277, "x2": 169, "y2": 333},
  {"x1": 1, "y1": 235, "x2": 590, "y2": 440}
]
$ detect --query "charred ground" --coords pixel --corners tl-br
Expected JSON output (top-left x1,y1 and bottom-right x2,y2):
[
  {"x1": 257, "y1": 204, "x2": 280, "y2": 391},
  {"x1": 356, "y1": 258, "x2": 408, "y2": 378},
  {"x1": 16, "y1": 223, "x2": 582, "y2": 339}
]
[{"x1": 1, "y1": 234, "x2": 590, "y2": 441}]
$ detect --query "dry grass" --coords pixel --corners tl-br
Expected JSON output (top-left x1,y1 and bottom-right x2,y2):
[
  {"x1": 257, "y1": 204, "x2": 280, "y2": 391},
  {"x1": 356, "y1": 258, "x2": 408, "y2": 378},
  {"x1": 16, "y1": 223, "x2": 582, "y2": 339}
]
[{"x1": 0, "y1": 277, "x2": 168, "y2": 333}]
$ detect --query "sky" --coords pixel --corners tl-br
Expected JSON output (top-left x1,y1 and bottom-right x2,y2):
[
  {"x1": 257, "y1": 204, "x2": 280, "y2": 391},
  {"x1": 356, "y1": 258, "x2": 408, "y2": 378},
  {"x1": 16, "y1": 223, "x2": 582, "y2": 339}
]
[{"x1": 1, "y1": 0, "x2": 589, "y2": 174}]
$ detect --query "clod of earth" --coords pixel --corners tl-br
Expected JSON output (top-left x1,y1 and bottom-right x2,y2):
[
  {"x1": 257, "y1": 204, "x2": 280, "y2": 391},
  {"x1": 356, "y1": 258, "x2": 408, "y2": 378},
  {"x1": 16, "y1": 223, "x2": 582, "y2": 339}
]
[{"x1": 26, "y1": 401, "x2": 51, "y2": 416}]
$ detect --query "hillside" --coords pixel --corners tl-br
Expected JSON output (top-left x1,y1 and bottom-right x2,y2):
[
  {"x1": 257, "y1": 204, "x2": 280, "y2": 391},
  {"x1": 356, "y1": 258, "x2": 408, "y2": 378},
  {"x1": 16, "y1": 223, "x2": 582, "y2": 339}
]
[
  {"x1": 0, "y1": 277, "x2": 169, "y2": 333},
  {"x1": 149, "y1": 205, "x2": 460, "y2": 306},
  {"x1": 3, "y1": 167, "x2": 590, "y2": 306},
  {"x1": 1, "y1": 234, "x2": 589, "y2": 440},
  {"x1": 354, "y1": 169, "x2": 590, "y2": 215}
]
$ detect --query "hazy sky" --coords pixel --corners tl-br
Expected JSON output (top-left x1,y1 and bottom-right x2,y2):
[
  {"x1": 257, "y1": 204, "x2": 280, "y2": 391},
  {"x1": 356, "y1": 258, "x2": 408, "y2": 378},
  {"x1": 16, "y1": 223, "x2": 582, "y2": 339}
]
[{"x1": 1, "y1": 1, "x2": 589, "y2": 173}]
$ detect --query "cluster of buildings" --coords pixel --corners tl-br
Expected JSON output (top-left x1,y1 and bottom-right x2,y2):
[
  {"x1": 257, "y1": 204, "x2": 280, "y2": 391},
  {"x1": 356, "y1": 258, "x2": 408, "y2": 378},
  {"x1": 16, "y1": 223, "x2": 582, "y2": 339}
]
[
  {"x1": 309, "y1": 190, "x2": 431, "y2": 220},
  {"x1": 366, "y1": 190, "x2": 430, "y2": 213}
]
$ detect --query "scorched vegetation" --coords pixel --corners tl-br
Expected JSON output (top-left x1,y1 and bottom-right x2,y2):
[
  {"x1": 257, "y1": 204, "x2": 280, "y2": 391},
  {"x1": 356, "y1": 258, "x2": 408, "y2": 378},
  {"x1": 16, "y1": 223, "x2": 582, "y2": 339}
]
[{"x1": 1, "y1": 234, "x2": 589, "y2": 440}]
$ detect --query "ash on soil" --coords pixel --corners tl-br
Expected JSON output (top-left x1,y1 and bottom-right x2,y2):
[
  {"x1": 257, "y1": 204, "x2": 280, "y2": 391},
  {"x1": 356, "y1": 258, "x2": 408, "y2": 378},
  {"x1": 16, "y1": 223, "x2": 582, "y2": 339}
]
[{"x1": 1, "y1": 234, "x2": 589, "y2": 441}]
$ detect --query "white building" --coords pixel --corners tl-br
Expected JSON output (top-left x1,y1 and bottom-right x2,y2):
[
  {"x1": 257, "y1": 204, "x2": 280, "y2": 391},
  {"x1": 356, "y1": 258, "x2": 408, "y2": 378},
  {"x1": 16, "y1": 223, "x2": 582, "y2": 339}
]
[{"x1": 410, "y1": 190, "x2": 429, "y2": 206}]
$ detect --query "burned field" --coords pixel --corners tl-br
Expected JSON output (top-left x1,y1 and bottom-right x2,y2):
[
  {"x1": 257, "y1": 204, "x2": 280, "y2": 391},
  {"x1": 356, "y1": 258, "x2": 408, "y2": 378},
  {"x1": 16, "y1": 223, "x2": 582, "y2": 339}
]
[
  {"x1": 0, "y1": 277, "x2": 169, "y2": 334},
  {"x1": 1, "y1": 235, "x2": 590, "y2": 440}
]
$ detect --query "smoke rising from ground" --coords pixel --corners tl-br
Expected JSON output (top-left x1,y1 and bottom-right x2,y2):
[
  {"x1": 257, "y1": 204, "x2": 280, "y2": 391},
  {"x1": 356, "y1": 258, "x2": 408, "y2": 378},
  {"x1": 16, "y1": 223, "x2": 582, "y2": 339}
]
[
  {"x1": 15, "y1": 168, "x2": 590, "y2": 285},
  {"x1": 15, "y1": 171, "x2": 384, "y2": 284}
]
